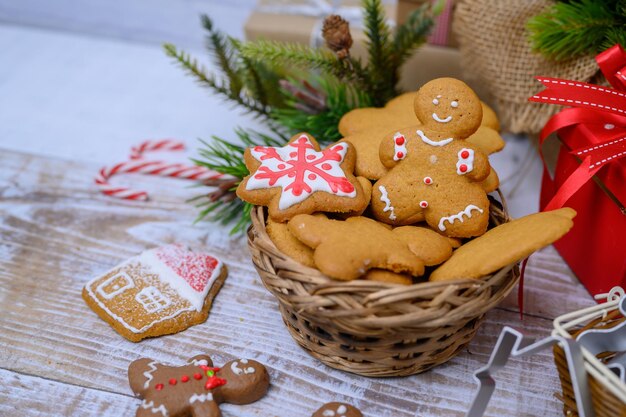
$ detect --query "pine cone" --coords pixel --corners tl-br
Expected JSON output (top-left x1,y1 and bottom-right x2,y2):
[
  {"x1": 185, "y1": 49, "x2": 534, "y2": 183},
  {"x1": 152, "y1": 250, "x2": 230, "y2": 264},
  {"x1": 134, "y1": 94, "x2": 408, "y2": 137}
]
[{"x1": 322, "y1": 15, "x2": 353, "y2": 59}]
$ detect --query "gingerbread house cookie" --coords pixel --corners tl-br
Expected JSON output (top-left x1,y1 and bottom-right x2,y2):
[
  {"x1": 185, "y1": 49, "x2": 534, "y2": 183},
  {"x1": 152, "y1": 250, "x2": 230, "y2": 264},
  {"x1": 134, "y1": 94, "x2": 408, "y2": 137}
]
[{"x1": 83, "y1": 244, "x2": 227, "y2": 342}]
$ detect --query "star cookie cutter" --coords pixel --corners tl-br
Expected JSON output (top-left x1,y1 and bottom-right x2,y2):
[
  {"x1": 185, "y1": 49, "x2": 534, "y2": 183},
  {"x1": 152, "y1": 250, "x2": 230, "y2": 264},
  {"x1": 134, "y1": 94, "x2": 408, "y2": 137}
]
[{"x1": 466, "y1": 286, "x2": 626, "y2": 417}]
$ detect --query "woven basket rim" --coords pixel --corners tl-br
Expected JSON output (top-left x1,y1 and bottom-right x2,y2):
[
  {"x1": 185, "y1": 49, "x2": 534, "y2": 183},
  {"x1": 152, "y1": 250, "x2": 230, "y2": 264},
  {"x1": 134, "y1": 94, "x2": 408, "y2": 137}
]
[{"x1": 248, "y1": 190, "x2": 520, "y2": 325}]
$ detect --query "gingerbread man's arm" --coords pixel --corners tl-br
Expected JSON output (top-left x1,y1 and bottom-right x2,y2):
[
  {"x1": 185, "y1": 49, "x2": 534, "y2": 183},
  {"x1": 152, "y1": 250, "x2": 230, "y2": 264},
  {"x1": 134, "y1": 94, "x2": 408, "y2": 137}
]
[
  {"x1": 462, "y1": 148, "x2": 490, "y2": 182},
  {"x1": 128, "y1": 358, "x2": 160, "y2": 396},
  {"x1": 379, "y1": 129, "x2": 413, "y2": 169}
]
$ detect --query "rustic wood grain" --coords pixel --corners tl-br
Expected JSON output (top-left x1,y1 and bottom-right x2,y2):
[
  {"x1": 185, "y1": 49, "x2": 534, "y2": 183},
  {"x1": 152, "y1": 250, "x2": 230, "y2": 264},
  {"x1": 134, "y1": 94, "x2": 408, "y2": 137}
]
[{"x1": 0, "y1": 148, "x2": 595, "y2": 416}]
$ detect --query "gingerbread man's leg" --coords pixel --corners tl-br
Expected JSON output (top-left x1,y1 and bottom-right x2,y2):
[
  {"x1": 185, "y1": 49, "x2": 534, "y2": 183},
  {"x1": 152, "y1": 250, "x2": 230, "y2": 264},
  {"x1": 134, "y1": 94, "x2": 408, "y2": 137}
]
[
  {"x1": 424, "y1": 189, "x2": 490, "y2": 238},
  {"x1": 371, "y1": 170, "x2": 426, "y2": 225},
  {"x1": 189, "y1": 399, "x2": 222, "y2": 417}
]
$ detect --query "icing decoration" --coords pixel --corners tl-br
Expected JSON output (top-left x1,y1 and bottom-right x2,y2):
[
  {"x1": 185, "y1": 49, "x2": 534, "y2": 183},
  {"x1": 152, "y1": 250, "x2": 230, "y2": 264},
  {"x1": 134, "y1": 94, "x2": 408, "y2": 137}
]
[
  {"x1": 416, "y1": 130, "x2": 453, "y2": 147},
  {"x1": 430, "y1": 155, "x2": 438, "y2": 164},
  {"x1": 605, "y1": 123, "x2": 615, "y2": 130},
  {"x1": 451, "y1": 100, "x2": 459, "y2": 108},
  {"x1": 83, "y1": 244, "x2": 224, "y2": 335},
  {"x1": 322, "y1": 404, "x2": 349, "y2": 417},
  {"x1": 245, "y1": 135, "x2": 356, "y2": 209},
  {"x1": 393, "y1": 133, "x2": 407, "y2": 161},
  {"x1": 189, "y1": 393, "x2": 214, "y2": 404},
  {"x1": 155, "y1": 384, "x2": 164, "y2": 391},
  {"x1": 190, "y1": 359, "x2": 209, "y2": 366},
  {"x1": 143, "y1": 361, "x2": 158, "y2": 389},
  {"x1": 438, "y1": 205, "x2": 484, "y2": 231},
  {"x1": 419, "y1": 201, "x2": 429, "y2": 208},
  {"x1": 181, "y1": 376, "x2": 189, "y2": 383},
  {"x1": 96, "y1": 272, "x2": 135, "y2": 300},
  {"x1": 432, "y1": 113, "x2": 452, "y2": 123},
  {"x1": 231, "y1": 360, "x2": 256, "y2": 375},
  {"x1": 378, "y1": 185, "x2": 397, "y2": 221},
  {"x1": 194, "y1": 373, "x2": 202, "y2": 380},
  {"x1": 140, "y1": 400, "x2": 169, "y2": 417},
  {"x1": 204, "y1": 375, "x2": 227, "y2": 390},
  {"x1": 423, "y1": 177, "x2": 433, "y2": 185},
  {"x1": 169, "y1": 378, "x2": 177, "y2": 385},
  {"x1": 456, "y1": 148, "x2": 475, "y2": 175}
]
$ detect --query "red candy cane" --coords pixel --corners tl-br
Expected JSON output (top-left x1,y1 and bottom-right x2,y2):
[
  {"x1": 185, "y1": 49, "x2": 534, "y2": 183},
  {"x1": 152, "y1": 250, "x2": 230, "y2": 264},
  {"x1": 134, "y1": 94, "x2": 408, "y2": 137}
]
[{"x1": 95, "y1": 140, "x2": 226, "y2": 201}]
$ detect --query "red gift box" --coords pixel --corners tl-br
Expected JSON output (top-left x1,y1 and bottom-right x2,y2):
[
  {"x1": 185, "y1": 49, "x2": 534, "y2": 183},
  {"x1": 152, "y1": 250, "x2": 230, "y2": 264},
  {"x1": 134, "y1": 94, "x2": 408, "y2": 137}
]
[{"x1": 530, "y1": 45, "x2": 626, "y2": 298}]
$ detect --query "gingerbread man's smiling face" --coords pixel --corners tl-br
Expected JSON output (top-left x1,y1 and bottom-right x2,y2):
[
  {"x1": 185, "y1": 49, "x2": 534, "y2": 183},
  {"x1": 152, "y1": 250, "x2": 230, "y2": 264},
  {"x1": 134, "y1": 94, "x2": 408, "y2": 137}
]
[{"x1": 413, "y1": 78, "x2": 482, "y2": 138}]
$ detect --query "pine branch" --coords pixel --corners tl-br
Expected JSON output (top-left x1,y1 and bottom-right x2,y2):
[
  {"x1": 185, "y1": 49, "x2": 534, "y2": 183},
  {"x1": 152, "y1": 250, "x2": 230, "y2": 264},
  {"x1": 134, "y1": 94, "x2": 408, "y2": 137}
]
[
  {"x1": 163, "y1": 43, "x2": 270, "y2": 117},
  {"x1": 528, "y1": 0, "x2": 626, "y2": 60},
  {"x1": 362, "y1": 0, "x2": 394, "y2": 105},
  {"x1": 201, "y1": 14, "x2": 243, "y2": 97},
  {"x1": 238, "y1": 40, "x2": 366, "y2": 85}
]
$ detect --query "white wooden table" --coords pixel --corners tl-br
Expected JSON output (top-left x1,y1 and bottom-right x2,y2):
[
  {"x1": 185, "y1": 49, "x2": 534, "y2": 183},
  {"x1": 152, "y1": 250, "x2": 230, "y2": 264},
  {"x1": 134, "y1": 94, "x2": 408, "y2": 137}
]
[{"x1": 0, "y1": 2, "x2": 597, "y2": 415}]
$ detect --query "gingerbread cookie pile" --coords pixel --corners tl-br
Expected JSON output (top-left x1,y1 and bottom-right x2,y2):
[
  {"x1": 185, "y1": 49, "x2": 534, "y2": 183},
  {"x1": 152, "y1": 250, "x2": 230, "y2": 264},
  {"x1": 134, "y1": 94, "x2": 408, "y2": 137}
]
[{"x1": 237, "y1": 78, "x2": 575, "y2": 284}]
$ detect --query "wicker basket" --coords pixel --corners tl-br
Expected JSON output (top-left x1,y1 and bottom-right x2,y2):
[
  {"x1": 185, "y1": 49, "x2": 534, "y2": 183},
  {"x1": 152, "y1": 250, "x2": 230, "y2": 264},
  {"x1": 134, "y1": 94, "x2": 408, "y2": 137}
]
[
  {"x1": 246, "y1": 194, "x2": 520, "y2": 377},
  {"x1": 553, "y1": 296, "x2": 626, "y2": 416}
]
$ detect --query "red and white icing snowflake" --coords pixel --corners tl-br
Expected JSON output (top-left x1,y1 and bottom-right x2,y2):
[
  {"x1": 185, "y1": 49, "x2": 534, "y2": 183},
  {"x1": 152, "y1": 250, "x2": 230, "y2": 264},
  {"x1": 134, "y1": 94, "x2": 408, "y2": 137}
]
[{"x1": 246, "y1": 135, "x2": 356, "y2": 209}]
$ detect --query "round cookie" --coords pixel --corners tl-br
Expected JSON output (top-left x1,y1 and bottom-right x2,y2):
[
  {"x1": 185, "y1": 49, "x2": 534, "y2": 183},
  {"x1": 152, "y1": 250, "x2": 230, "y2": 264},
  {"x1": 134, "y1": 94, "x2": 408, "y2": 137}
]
[
  {"x1": 312, "y1": 402, "x2": 363, "y2": 417},
  {"x1": 363, "y1": 269, "x2": 413, "y2": 285}
]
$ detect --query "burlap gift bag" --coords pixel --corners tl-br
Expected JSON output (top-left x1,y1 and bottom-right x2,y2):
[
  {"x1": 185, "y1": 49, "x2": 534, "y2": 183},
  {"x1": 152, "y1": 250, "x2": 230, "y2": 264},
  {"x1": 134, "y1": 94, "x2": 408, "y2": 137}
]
[{"x1": 453, "y1": 0, "x2": 600, "y2": 134}]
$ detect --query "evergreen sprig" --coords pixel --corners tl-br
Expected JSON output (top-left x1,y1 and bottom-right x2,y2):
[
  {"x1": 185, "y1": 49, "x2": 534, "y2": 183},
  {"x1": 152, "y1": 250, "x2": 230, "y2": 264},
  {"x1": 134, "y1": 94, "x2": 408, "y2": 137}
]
[{"x1": 528, "y1": 0, "x2": 626, "y2": 61}]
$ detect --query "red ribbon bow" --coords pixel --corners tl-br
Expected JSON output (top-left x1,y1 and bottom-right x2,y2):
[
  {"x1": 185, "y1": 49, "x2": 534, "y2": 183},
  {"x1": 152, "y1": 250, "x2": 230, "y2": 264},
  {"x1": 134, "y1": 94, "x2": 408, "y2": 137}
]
[{"x1": 529, "y1": 44, "x2": 626, "y2": 211}]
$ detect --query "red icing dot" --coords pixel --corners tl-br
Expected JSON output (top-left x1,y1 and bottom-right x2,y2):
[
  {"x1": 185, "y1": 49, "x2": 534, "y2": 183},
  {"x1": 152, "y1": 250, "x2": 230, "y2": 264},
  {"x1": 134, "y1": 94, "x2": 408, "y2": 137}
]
[
  {"x1": 396, "y1": 151, "x2": 404, "y2": 159},
  {"x1": 423, "y1": 177, "x2": 432, "y2": 185},
  {"x1": 205, "y1": 376, "x2": 227, "y2": 390},
  {"x1": 395, "y1": 136, "x2": 405, "y2": 146},
  {"x1": 155, "y1": 383, "x2": 164, "y2": 391},
  {"x1": 169, "y1": 378, "x2": 177, "y2": 385},
  {"x1": 289, "y1": 152, "x2": 297, "y2": 158},
  {"x1": 306, "y1": 154, "x2": 316, "y2": 160},
  {"x1": 288, "y1": 172, "x2": 296, "y2": 177},
  {"x1": 194, "y1": 373, "x2": 202, "y2": 380},
  {"x1": 321, "y1": 163, "x2": 332, "y2": 170},
  {"x1": 420, "y1": 201, "x2": 429, "y2": 208},
  {"x1": 459, "y1": 164, "x2": 468, "y2": 173},
  {"x1": 308, "y1": 173, "x2": 317, "y2": 180},
  {"x1": 461, "y1": 150, "x2": 470, "y2": 159},
  {"x1": 181, "y1": 376, "x2": 189, "y2": 383},
  {"x1": 277, "y1": 164, "x2": 286, "y2": 169}
]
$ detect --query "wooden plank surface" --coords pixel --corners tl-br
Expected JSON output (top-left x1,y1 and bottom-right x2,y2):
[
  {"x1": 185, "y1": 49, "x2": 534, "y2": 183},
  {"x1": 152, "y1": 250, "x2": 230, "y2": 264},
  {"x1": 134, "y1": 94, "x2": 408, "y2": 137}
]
[{"x1": 0, "y1": 147, "x2": 595, "y2": 416}]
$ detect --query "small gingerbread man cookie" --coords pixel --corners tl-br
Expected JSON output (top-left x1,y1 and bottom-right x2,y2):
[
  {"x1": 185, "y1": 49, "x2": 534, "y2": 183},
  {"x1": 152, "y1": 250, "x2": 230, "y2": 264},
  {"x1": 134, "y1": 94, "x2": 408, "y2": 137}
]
[
  {"x1": 371, "y1": 78, "x2": 492, "y2": 237},
  {"x1": 312, "y1": 402, "x2": 363, "y2": 417},
  {"x1": 236, "y1": 133, "x2": 369, "y2": 222},
  {"x1": 128, "y1": 354, "x2": 270, "y2": 417}
]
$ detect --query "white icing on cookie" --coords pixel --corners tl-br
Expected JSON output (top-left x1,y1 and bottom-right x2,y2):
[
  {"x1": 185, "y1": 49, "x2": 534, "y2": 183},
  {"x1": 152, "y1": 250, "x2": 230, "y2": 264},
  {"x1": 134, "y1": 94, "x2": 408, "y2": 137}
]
[
  {"x1": 143, "y1": 361, "x2": 158, "y2": 389},
  {"x1": 190, "y1": 358, "x2": 209, "y2": 366},
  {"x1": 438, "y1": 205, "x2": 484, "y2": 231},
  {"x1": 323, "y1": 411, "x2": 334, "y2": 417},
  {"x1": 451, "y1": 100, "x2": 459, "y2": 108},
  {"x1": 83, "y1": 245, "x2": 224, "y2": 334},
  {"x1": 189, "y1": 393, "x2": 214, "y2": 404},
  {"x1": 432, "y1": 113, "x2": 452, "y2": 123},
  {"x1": 378, "y1": 185, "x2": 396, "y2": 221},
  {"x1": 416, "y1": 130, "x2": 453, "y2": 147},
  {"x1": 393, "y1": 132, "x2": 407, "y2": 161},
  {"x1": 231, "y1": 360, "x2": 256, "y2": 375},
  {"x1": 141, "y1": 399, "x2": 169, "y2": 417},
  {"x1": 96, "y1": 272, "x2": 135, "y2": 299},
  {"x1": 337, "y1": 405, "x2": 348, "y2": 414},
  {"x1": 456, "y1": 148, "x2": 474, "y2": 175},
  {"x1": 246, "y1": 135, "x2": 356, "y2": 210}
]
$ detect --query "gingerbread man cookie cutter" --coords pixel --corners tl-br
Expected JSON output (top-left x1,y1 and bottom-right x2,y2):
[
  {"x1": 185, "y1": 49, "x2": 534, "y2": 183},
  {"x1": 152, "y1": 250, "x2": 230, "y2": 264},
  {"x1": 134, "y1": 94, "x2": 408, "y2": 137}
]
[{"x1": 466, "y1": 286, "x2": 626, "y2": 417}]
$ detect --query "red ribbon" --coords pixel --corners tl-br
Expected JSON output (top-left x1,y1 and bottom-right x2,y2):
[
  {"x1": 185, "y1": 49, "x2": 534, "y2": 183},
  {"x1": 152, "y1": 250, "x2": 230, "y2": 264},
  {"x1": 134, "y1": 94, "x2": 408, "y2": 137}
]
[{"x1": 529, "y1": 44, "x2": 626, "y2": 211}]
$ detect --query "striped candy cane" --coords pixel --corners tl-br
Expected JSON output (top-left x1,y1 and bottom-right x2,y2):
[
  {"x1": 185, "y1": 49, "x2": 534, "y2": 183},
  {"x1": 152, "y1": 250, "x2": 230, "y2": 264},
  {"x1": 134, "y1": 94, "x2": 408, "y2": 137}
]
[
  {"x1": 95, "y1": 140, "x2": 227, "y2": 201},
  {"x1": 130, "y1": 139, "x2": 186, "y2": 160}
]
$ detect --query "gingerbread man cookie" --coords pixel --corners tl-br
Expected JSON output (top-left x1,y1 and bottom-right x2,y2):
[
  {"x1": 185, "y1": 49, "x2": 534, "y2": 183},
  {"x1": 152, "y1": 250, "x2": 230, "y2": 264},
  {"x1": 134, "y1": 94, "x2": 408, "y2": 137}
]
[
  {"x1": 312, "y1": 402, "x2": 363, "y2": 417},
  {"x1": 288, "y1": 215, "x2": 454, "y2": 280},
  {"x1": 236, "y1": 133, "x2": 369, "y2": 222},
  {"x1": 338, "y1": 92, "x2": 504, "y2": 180},
  {"x1": 371, "y1": 78, "x2": 492, "y2": 238},
  {"x1": 128, "y1": 354, "x2": 270, "y2": 417}
]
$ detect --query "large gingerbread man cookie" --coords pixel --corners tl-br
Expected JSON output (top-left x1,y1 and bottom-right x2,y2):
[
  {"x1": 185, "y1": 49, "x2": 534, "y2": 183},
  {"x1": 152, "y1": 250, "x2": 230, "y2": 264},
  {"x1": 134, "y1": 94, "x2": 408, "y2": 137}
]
[
  {"x1": 236, "y1": 133, "x2": 369, "y2": 222},
  {"x1": 128, "y1": 354, "x2": 270, "y2": 417},
  {"x1": 371, "y1": 78, "x2": 491, "y2": 238},
  {"x1": 338, "y1": 92, "x2": 504, "y2": 180}
]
